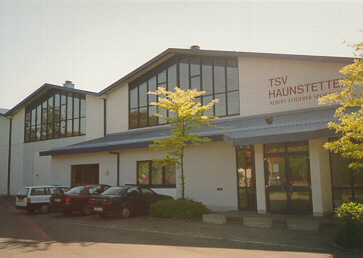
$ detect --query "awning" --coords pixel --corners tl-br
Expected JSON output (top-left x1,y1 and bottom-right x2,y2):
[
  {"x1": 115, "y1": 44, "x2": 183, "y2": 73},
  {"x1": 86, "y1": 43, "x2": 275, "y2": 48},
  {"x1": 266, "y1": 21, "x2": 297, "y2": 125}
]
[{"x1": 40, "y1": 106, "x2": 338, "y2": 156}]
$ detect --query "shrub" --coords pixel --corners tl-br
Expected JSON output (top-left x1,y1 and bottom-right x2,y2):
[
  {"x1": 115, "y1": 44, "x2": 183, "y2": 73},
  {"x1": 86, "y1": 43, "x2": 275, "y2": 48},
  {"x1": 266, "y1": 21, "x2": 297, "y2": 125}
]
[
  {"x1": 334, "y1": 202, "x2": 363, "y2": 249},
  {"x1": 150, "y1": 198, "x2": 210, "y2": 220}
]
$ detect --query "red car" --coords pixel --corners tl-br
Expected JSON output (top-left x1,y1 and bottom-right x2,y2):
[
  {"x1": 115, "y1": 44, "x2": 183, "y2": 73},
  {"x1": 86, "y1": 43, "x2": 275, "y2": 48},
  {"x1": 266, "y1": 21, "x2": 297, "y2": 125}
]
[{"x1": 50, "y1": 184, "x2": 110, "y2": 215}]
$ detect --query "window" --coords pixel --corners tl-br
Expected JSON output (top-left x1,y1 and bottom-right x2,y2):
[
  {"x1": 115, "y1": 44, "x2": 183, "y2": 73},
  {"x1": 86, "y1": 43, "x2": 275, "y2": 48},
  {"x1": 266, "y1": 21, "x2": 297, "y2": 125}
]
[
  {"x1": 330, "y1": 151, "x2": 363, "y2": 208},
  {"x1": 129, "y1": 54, "x2": 239, "y2": 129},
  {"x1": 137, "y1": 161, "x2": 176, "y2": 187},
  {"x1": 24, "y1": 89, "x2": 86, "y2": 143},
  {"x1": 31, "y1": 188, "x2": 47, "y2": 196}
]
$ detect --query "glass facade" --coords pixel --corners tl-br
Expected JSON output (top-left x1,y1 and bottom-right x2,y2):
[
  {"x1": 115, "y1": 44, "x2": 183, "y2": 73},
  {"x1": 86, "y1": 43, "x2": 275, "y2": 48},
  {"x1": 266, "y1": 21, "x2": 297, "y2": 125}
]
[
  {"x1": 24, "y1": 89, "x2": 86, "y2": 143},
  {"x1": 129, "y1": 55, "x2": 239, "y2": 129},
  {"x1": 137, "y1": 160, "x2": 176, "y2": 187},
  {"x1": 330, "y1": 151, "x2": 363, "y2": 208}
]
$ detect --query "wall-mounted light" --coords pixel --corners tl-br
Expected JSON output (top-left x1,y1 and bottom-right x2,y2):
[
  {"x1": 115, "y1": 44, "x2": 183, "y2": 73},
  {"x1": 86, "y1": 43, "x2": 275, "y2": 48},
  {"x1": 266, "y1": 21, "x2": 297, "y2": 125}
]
[
  {"x1": 105, "y1": 170, "x2": 110, "y2": 176},
  {"x1": 265, "y1": 117, "x2": 273, "y2": 125}
]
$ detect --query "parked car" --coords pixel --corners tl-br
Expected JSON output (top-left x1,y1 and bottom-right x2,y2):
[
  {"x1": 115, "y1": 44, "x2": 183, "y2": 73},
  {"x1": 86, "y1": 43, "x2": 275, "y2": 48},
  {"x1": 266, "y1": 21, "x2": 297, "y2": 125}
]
[
  {"x1": 50, "y1": 184, "x2": 110, "y2": 215},
  {"x1": 89, "y1": 185, "x2": 173, "y2": 218},
  {"x1": 16, "y1": 185, "x2": 70, "y2": 214}
]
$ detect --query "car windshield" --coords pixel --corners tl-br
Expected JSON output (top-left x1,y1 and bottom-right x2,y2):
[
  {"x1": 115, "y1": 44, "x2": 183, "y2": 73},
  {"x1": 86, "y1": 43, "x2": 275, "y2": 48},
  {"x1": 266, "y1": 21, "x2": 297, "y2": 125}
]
[
  {"x1": 66, "y1": 186, "x2": 85, "y2": 194},
  {"x1": 17, "y1": 188, "x2": 29, "y2": 197},
  {"x1": 101, "y1": 187, "x2": 126, "y2": 196}
]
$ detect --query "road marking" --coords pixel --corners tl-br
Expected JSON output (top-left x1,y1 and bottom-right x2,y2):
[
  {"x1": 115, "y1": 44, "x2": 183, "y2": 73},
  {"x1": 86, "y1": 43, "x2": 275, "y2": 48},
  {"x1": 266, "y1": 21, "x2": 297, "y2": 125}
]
[{"x1": 54, "y1": 218, "x2": 328, "y2": 252}]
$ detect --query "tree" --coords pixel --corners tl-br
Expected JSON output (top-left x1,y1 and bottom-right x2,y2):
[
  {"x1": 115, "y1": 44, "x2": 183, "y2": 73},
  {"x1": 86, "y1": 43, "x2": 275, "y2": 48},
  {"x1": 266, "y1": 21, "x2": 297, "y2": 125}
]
[
  {"x1": 148, "y1": 87, "x2": 220, "y2": 199},
  {"x1": 319, "y1": 39, "x2": 363, "y2": 169}
]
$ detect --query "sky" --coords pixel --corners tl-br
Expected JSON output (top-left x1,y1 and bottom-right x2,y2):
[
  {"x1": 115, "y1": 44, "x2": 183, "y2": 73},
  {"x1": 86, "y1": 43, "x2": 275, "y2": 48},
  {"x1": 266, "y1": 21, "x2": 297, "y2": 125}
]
[{"x1": 0, "y1": 0, "x2": 362, "y2": 110}]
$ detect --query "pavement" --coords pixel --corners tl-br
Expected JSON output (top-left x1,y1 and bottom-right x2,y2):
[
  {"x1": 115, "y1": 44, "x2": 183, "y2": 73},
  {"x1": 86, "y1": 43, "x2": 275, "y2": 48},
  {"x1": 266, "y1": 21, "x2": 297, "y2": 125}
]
[{"x1": 1, "y1": 195, "x2": 362, "y2": 257}]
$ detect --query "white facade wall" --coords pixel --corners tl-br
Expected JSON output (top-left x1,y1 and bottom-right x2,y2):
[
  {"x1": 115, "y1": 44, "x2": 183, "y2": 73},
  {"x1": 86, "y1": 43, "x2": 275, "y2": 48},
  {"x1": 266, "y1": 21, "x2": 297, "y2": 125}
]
[
  {"x1": 85, "y1": 95, "x2": 105, "y2": 140},
  {"x1": 106, "y1": 82, "x2": 129, "y2": 134},
  {"x1": 52, "y1": 152, "x2": 117, "y2": 187},
  {"x1": 0, "y1": 116, "x2": 10, "y2": 194},
  {"x1": 238, "y1": 57, "x2": 346, "y2": 116},
  {"x1": 2, "y1": 93, "x2": 101, "y2": 195},
  {"x1": 309, "y1": 138, "x2": 333, "y2": 216}
]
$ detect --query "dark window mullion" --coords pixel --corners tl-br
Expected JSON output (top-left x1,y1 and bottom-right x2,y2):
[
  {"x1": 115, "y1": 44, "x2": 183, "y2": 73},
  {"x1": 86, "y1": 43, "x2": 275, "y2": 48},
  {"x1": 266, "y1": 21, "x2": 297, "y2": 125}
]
[
  {"x1": 224, "y1": 58, "x2": 229, "y2": 115},
  {"x1": 72, "y1": 93, "x2": 74, "y2": 136},
  {"x1": 149, "y1": 161, "x2": 152, "y2": 185},
  {"x1": 137, "y1": 86, "x2": 140, "y2": 128},
  {"x1": 212, "y1": 57, "x2": 215, "y2": 115}
]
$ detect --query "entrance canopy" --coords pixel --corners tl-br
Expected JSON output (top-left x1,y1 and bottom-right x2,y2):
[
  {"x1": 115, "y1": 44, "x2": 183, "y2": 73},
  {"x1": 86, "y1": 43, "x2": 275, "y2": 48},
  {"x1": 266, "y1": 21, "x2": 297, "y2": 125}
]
[{"x1": 40, "y1": 106, "x2": 338, "y2": 156}]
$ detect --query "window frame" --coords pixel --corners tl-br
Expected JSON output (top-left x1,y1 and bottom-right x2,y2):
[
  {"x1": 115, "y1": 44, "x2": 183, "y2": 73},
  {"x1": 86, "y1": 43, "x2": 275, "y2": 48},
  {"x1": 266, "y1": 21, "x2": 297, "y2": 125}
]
[
  {"x1": 24, "y1": 89, "x2": 86, "y2": 143},
  {"x1": 129, "y1": 54, "x2": 240, "y2": 129},
  {"x1": 136, "y1": 160, "x2": 176, "y2": 188}
]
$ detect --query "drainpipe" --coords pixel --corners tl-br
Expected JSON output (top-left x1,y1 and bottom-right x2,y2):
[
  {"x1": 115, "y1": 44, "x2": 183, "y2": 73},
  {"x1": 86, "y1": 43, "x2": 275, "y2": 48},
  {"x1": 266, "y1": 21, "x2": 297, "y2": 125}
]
[
  {"x1": 109, "y1": 152, "x2": 120, "y2": 186},
  {"x1": 7, "y1": 117, "x2": 12, "y2": 196},
  {"x1": 103, "y1": 98, "x2": 107, "y2": 137}
]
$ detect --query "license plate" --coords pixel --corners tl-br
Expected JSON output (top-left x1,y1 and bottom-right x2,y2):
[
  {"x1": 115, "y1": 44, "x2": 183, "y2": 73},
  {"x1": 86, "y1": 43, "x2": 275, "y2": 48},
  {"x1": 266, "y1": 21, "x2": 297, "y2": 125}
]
[
  {"x1": 94, "y1": 207, "x2": 102, "y2": 212},
  {"x1": 55, "y1": 199, "x2": 61, "y2": 202}
]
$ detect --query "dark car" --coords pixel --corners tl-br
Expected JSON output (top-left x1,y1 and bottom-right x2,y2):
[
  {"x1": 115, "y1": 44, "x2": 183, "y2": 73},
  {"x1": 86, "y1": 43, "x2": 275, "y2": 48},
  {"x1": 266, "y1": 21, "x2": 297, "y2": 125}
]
[
  {"x1": 89, "y1": 185, "x2": 173, "y2": 218},
  {"x1": 50, "y1": 184, "x2": 110, "y2": 215}
]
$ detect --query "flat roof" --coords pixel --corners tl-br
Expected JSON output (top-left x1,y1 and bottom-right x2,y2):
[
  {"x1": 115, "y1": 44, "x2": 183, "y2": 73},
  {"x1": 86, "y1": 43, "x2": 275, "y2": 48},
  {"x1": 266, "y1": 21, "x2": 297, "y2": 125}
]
[{"x1": 40, "y1": 106, "x2": 338, "y2": 156}]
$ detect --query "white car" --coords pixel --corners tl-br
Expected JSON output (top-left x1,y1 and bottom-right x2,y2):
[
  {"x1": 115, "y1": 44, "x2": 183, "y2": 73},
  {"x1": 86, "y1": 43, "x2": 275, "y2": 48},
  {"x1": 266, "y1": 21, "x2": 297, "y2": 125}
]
[{"x1": 16, "y1": 185, "x2": 70, "y2": 214}]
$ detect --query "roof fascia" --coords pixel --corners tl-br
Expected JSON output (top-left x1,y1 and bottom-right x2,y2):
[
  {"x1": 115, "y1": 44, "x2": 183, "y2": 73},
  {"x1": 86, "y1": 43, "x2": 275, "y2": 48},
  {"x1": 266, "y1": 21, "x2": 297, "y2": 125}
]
[
  {"x1": 5, "y1": 83, "x2": 98, "y2": 116},
  {"x1": 97, "y1": 48, "x2": 355, "y2": 97}
]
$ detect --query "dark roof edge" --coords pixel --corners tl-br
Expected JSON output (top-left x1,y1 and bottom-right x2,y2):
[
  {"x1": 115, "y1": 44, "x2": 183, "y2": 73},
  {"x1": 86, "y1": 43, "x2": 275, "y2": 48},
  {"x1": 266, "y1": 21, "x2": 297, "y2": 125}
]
[
  {"x1": 4, "y1": 83, "x2": 98, "y2": 117},
  {"x1": 98, "y1": 48, "x2": 355, "y2": 96}
]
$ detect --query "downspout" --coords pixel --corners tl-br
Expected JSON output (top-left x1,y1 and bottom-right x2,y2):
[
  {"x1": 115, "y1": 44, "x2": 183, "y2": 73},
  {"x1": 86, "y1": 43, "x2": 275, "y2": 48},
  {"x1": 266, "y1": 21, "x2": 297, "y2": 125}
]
[
  {"x1": 7, "y1": 117, "x2": 12, "y2": 196},
  {"x1": 103, "y1": 98, "x2": 107, "y2": 137},
  {"x1": 109, "y1": 152, "x2": 120, "y2": 186}
]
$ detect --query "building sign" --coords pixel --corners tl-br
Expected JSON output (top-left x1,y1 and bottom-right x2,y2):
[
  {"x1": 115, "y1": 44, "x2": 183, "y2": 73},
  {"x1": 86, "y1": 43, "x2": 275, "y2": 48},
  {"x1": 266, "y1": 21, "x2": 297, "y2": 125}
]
[{"x1": 268, "y1": 75, "x2": 344, "y2": 105}]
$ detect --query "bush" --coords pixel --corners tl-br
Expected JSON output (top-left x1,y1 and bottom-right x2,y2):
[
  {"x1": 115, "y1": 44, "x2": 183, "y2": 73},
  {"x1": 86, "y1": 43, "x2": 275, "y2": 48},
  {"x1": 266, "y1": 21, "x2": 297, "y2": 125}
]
[
  {"x1": 334, "y1": 202, "x2": 363, "y2": 249},
  {"x1": 150, "y1": 198, "x2": 210, "y2": 220}
]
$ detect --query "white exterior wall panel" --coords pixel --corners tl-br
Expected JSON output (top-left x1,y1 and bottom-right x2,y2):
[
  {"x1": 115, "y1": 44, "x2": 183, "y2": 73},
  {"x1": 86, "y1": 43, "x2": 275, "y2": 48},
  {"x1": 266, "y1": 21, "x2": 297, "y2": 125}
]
[
  {"x1": 51, "y1": 153, "x2": 117, "y2": 187},
  {"x1": 0, "y1": 116, "x2": 10, "y2": 194},
  {"x1": 238, "y1": 57, "x2": 346, "y2": 116},
  {"x1": 106, "y1": 82, "x2": 129, "y2": 134}
]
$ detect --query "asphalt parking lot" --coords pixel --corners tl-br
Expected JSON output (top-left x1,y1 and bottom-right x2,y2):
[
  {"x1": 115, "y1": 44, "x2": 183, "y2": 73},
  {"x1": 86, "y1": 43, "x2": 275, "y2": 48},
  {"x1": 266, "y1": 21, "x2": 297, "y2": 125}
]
[{"x1": 0, "y1": 196, "x2": 362, "y2": 257}]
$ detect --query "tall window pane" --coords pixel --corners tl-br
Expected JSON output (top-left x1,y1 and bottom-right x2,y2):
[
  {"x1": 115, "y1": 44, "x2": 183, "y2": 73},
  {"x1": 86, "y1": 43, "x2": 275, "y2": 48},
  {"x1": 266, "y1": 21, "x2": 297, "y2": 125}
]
[
  {"x1": 202, "y1": 57, "x2": 213, "y2": 95},
  {"x1": 138, "y1": 162, "x2": 150, "y2": 185},
  {"x1": 73, "y1": 95, "x2": 79, "y2": 119},
  {"x1": 80, "y1": 117, "x2": 86, "y2": 135},
  {"x1": 130, "y1": 87, "x2": 138, "y2": 109},
  {"x1": 139, "y1": 82, "x2": 147, "y2": 107},
  {"x1": 152, "y1": 163, "x2": 162, "y2": 185},
  {"x1": 168, "y1": 64, "x2": 177, "y2": 90},
  {"x1": 179, "y1": 57, "x2": 189, "y2": 90},
  {"x1": 227, "y1": 59, "x2": 239, "y2": 91},
  {"x1": 214, "y1": 58, "x2": 226, "y2": 94},
  {"x1": 227, "y1": 91, "x2": 240, "y2": 115},
  {"x1": 67, "y1": 93, "x2": 73, "y2": 119},
  {"x1": 215, "y1": 93, "x2": 226, "y2": 116}
]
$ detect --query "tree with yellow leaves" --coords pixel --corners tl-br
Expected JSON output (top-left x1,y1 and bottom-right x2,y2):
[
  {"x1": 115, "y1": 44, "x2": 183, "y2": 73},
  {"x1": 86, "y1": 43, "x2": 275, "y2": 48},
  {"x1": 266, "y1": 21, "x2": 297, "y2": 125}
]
[
  {"x1": 148, "y1": 87, "x2": 219, "y2": 199},
  {"x1": 319, "y1": 39, "x2": 363, "y2": 169}
]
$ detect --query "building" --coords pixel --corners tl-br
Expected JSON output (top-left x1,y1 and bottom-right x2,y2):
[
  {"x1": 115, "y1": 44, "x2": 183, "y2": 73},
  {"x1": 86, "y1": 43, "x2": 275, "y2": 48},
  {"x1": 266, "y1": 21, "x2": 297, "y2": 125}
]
[{"x1": 1, "y1": 47, "x2": 361, "y2": 216}]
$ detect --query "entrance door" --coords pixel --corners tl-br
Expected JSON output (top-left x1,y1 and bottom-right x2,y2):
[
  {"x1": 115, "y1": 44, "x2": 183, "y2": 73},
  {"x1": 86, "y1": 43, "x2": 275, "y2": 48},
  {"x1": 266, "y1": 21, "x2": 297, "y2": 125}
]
[
  {"x1": 236, "y1": 146, "x2": 256, "y2": 210},
  {"x1": 71, "y1": 164, "x2": 99, "y2": 187},
  {"x1": 265, "y1": 142, "x2": 312, "y2": 214}
]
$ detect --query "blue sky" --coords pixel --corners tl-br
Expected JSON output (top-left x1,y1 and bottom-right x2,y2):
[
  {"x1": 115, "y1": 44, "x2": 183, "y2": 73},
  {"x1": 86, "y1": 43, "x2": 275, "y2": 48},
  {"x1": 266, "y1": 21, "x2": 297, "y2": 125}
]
[{"x1": 0, "y1": 0, "x2": 362, "y2": 109}]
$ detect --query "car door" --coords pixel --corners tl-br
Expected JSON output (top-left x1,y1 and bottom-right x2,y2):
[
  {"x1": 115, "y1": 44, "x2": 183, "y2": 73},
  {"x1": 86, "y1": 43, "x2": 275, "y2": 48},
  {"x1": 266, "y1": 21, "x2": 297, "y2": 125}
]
[
  {"x1": 138, "y1": 188, "x2": 158, "y2": 212},
  {"x1": 30, "y1": 188, "x2": 48, "y2": 205},
  {"x1": 125, "y1": 187, "x2": 143, "y2": 214}
]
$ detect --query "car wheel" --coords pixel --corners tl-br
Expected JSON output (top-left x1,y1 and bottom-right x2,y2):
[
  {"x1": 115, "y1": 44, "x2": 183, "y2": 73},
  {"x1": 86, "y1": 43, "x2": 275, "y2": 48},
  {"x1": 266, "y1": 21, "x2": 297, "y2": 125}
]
[
  {"x1": 99, "y1": 213, "x2": 108, "y2": 218},
  {"x1": 39, "y1": 204, "x2": 50, "y2": 214},
  {"x1": 121, "y1": 206, "x2": 131, "y2": 218},
  {"x1": 80, "y1": 205, "x2": 91, "y2": 215}
]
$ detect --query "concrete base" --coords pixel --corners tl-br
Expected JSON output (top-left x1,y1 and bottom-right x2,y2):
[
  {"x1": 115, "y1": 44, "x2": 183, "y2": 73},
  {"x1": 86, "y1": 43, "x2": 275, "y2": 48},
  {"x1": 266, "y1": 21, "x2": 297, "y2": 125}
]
[
  {"x1": 243, "y1": 217, "x2": 273, "y2": 229},
  {"x1": 203, "y1": 214, "x2": 227, "y2": 225},
  {"x1": 287, "y1": 219, "x2": 320, "y2": 231}
]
